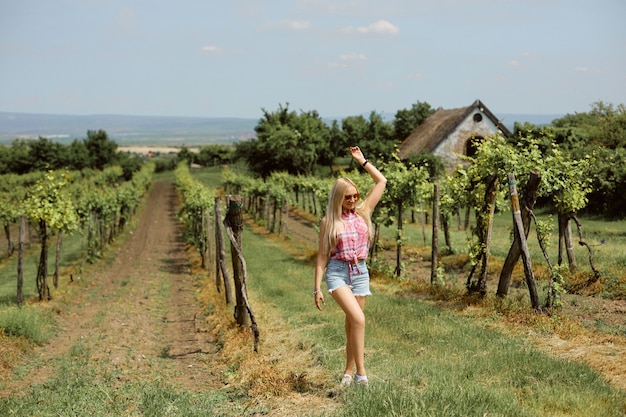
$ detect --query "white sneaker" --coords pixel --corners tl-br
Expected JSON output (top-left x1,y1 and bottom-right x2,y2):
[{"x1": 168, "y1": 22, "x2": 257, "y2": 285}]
[
  {"x1": 355, "y1": 374, "x2": 369, "y2": 387},
  {"x1": 340, "y1": 374, "x2": 352, "y2": 387}
]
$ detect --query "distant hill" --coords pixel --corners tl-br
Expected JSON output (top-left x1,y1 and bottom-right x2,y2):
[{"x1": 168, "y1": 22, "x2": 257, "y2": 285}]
[
  {"x1": 0, "y1": 111, "x2": 563, "y2": 145},
  {"x1": 0, "y1": 112, "x2": 258, "y2": 145}
]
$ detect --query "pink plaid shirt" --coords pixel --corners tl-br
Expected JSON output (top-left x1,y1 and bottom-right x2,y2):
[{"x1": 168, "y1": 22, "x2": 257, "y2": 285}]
[{"x1": 330, "y1": 211, "x2": 369, "y2": 263}]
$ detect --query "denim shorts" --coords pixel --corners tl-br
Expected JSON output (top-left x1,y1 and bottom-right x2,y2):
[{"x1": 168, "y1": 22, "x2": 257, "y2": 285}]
[{"x1": 325, "y1": 259, "x2": 371, "y2": 296}]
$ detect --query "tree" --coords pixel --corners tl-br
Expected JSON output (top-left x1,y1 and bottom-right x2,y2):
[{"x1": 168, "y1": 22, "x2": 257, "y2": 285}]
[
  {"x1": 585, "y1": 147, "x2": 626, "y2": 218},
  {"x1": 325, "y1": 120, "x2": 348, "y2": 171},
  {"x1": 341, "y1": 112, "x2": 395, "y2": 165},
  {"x1": 5, "y1": 139, "x2": 31, "y2": 175},
  {"x1": 196, "y1": 144, "x2": 234, "y2": 166},
  {"x1": 85, "y1": 129, "x2": 118, "y2": 170},
  {"x1": 393, "y1": 101, "x2": 434, "y2": 142},
  {"x1": 28, "y1": 137, "x2": 66, "y2": 171},
  {"x1": 238, "y1": 103, "x2": 330, "y2": 177},
  {"x1": 176, "y1": 145, "x2": 195, "y2": 167},
  {"x1": 65, "y1": 139, "x2": 91, "y2": 171}
]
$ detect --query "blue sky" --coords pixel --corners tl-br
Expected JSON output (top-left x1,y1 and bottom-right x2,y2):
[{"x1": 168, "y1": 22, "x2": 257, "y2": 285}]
[{"x1": 1, "y1": 0, "x2": 624, "y2": 120}]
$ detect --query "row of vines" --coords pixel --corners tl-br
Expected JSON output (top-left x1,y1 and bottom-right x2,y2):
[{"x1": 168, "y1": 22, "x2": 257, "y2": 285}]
[
  {"x1": 174, "y1": 162, "x2": 260, "y2": 350},
  {"x1": 220, "y1": 133, "x2": 599, "y2": 312},
  {"x1": 0, "y1": 163, "x2": 154, "y2": 304}
]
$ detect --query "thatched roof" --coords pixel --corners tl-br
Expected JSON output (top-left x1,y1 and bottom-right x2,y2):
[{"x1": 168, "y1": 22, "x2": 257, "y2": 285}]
[{"x1": 398, "y1": 99, "x2": 511, "y2": 160}]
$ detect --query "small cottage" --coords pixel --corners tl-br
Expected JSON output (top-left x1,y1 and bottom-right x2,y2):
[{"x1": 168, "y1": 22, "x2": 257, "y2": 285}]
[{"x1": 398, "y1": 99, "x2": 512, "y2": 170}]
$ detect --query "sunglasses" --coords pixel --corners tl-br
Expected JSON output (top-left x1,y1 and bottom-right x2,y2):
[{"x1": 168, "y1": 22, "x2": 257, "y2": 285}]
[{"x1": 344, "y1": 193, "x2": 360, "y2": 201}]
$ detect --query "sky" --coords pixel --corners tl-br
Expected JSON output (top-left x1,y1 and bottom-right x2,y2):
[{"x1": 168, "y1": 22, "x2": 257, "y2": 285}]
[{"x1": 1, "y1": 0, "x2": 625, "y2": 120}]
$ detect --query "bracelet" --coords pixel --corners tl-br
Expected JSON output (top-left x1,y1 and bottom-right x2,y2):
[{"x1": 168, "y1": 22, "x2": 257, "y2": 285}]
[
  {"x1": 312, "y1": 289, "x2": 322, "y2": 295},
  {"x1": 362, "y1": 159, "x2": 369, "y2": 167}
]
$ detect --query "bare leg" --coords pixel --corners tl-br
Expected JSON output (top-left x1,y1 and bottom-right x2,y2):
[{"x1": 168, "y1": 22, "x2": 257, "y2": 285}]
[{"x1": 332, "y1": 287, "x2": 367, "y2": 377}]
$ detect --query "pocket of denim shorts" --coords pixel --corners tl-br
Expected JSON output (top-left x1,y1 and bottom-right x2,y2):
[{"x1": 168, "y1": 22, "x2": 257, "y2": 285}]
[{"x1": 326, "y1": 261, "x2": 344, "y2": 273}]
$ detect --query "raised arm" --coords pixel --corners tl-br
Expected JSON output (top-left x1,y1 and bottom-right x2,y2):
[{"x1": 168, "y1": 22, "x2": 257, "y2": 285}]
[{"x1": 349, "y1": 146, "x2": 387, "y2": 215}]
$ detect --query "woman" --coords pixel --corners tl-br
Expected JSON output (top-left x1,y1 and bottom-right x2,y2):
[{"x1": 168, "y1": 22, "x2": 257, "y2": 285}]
[{"x1": 314, "y1": 146, "x2": 387, "y2": 387}]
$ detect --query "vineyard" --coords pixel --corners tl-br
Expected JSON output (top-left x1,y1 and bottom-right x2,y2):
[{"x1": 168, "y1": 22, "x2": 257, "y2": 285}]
[
  {"x1": 0, "y1": 163, "x2": 154, "y2": 303},
  {"x1": 0, "y1": 152, "x2": 625, "y2": 415},
  {"x1": 215, "y1": 135, "x2": 624, "y2": 309}
]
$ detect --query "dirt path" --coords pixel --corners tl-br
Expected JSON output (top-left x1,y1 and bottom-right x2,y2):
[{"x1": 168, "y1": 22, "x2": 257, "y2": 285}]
[{"x1": 1, "y1": 180, "x2": 222, "y2": 397}]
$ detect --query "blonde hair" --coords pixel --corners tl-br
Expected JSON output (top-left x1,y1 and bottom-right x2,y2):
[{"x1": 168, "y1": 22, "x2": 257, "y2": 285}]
[{"x1": 321, "y1": 177, "x2": 373, "y2": 256}]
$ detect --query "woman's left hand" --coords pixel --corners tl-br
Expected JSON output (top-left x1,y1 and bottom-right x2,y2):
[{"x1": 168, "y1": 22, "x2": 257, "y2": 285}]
[
  {"x1": 349, "y1": 146, "x2": 366, "y2": 166},
  {"x1": 314, "y1": 291, "x2": 325, "y2": 310}
]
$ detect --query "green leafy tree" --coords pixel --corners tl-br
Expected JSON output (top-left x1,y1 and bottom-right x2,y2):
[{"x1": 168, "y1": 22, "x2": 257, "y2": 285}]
[
  {"x1": 196, "y1": 144, "x2": 234, "y2": 166},
  {"x1": 393, "y1": 100, "x2": 435, "y2": 142},
  {"x1": 325, "y1": 120, "x2": 348, "y2": 170},
  {"x1": 341, "y1": 112, "x2": 395, "y2": 165},
  {"x1": 541, "y1": 101, "x2": 626, "y2": 218},
  {"x1": 239, "y1": 103, "x2": 330, "y2": 177},
  {"x1": 4, "y1": 139, "x2": 31, "y2": 174},
  {"x1": 65, "y1": 139, "x2": 91, "y2": 171},
  {"x1": 176, "y1": 145, "x2": 195, "y2": 167},
  {"x1": 28, "y1": 137, "x2": 67, "y2": 171},
  {"x1": 85, "y1": 129, "x2": 118, "y2": 170},
  {"x1": 586, "y1": 147, "x2": 626, "y2": 218}
]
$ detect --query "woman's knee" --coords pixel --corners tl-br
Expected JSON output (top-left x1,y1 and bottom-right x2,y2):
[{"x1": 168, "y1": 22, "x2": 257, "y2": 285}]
[{"x1": 349, "y1": 310, "x2": 365, "y2": 329}]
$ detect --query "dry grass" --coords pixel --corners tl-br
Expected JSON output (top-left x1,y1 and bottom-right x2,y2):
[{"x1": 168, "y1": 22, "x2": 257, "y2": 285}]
[
  {"x1": 0, "y1": 333, "x2": 31, "y2": 381},
  {"x1": 193, "y1": 255, "x2": 340, "y2": 416}
]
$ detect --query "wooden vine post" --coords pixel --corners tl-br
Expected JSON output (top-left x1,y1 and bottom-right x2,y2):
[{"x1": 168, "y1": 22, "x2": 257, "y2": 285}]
[
  {"x1": 214, "y1": 197, "x2": 232, "y2": 305},
  {"x1": 431, "y1": 182, "x2": 439, "y2": 285},
  {"x1": 226, "y1": 195, "x2": 249, "y2": 327},
  {"x1": 17, "y1": 215, "x2": 25, "y2": 307},
  {"x1": 507, "y1": 173, "x2": 540, "y2": 310},
  {"x1": 497, "y1": 170, "x2": 541, "y2": 297},
  {"x1": 225, "y1": 194, "x2": 260, "y2": 352}
]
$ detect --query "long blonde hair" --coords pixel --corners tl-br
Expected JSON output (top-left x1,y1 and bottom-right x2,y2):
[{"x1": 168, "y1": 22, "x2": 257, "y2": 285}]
[{"x1": 321, "y1": 177, "x2": 373, "y2": 256}]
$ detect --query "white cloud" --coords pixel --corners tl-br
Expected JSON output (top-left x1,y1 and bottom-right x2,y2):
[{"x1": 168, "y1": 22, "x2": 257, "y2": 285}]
[
  {"x1": 342, "y1": 19, "x2": 399, "y2": 35},
  {"x1": 507, "y1": 60, "x2": 522, "y2": 67},
  {"x1": 575, "y1": 66, "x2": 589, "y2": 73},
  {"x1": 200, "y1": 45, "x2": 222, "y2": 54},
  {"x1": 285, "y1": 19, "x2": 312, "y2": 30},
  {"x1": 339, "y1": 52, "x2": 367, "y2": 61},
  {"x1": 328, "y1": 52, "x2": 366, "y2": 70}
]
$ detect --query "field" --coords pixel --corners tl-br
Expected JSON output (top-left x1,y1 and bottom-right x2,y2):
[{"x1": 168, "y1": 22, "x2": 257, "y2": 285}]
[
  {"x1": 118, "y1": 145, "x2": 201, "y2": 155},
  {"x1": 0, "y1": 169, "x2": 624, "y2": 416}
]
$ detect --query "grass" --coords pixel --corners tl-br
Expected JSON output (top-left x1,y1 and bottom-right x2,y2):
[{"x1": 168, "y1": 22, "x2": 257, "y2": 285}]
[
  {"x1": 190, "y1": 165, "x2": 225, "y2": 189},
  {"x1": 0, "y1": 223, "x2": 100, "y2": 305},
  {"x1": 0, "y1": 305, "x2": 53, "y2": 344},
  {"x1": 376, "y1": 207, "x2": 626, "y2": 300},
  {"x1": 0, "y1": 341, "x2": 248, "y2": 417},
  {"x1": 240, "y1": 226, "x2": 626, "y2": 417}
]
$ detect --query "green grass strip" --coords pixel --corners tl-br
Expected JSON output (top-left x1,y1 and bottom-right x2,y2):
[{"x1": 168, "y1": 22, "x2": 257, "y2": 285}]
[
  {"x1": 242, "y1": 227, "x2": 626, "y2": 417},
  {"x1": 0, "y1": 346, "x2": 245, "y2": 417}
]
